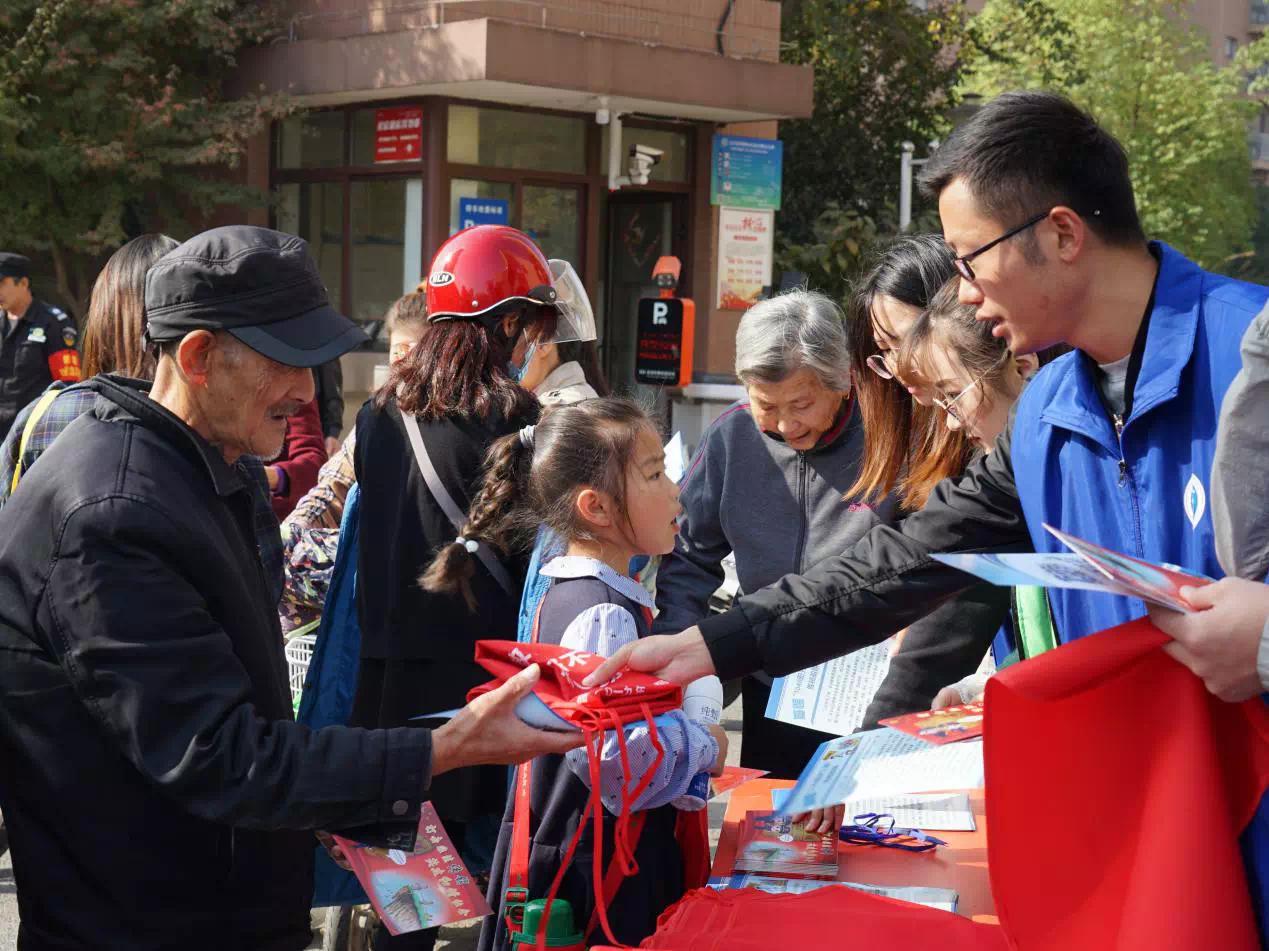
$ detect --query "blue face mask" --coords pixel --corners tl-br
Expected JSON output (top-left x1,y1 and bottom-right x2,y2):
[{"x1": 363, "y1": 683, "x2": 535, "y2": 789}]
[{"x1": 508, "y1": 341, "x2": 536, "y2": 383}]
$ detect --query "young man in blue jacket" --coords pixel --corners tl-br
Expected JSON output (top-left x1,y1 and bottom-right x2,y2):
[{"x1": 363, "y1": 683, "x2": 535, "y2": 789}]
[{"x1": 587, "y1": 90, "x2": 1269, "y2": 935}]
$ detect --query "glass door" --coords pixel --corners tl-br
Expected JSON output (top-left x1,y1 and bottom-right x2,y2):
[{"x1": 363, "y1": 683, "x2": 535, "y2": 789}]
[
  {"x1": 349, "y1": 177, "x2": 424, "y2": 341},
  {"x1": 604, "y1": 194, "x2": 685, "y2": 403}
]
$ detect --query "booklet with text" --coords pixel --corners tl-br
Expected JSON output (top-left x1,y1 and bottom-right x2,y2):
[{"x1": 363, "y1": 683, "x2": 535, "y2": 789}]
[
  {"x1": 332, "y1": 803, "x2": 492, "y2": 935},
  {"x1": 732, "y1": 810, "x2": 840, "y2": 879},
  {"x1": 932, "y1": 525, "x2": 1211, "y2": 612}
]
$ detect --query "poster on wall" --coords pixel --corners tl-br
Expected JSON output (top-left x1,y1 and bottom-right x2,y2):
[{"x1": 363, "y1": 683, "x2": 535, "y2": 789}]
[
  {"x1": 710, "y1": 135, "x2": 783, "y2": 210},
  {"x1": 375, "y1": 106, "x2": 424, "y2": 163},
  {"x1": 717, "y1": 207, "x2": 774, "y2": 310}
]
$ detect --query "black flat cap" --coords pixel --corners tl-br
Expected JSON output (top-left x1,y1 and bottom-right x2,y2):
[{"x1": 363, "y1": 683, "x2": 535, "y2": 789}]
[
  {"x1": 0, "y1": 253, "x2": 31, "y2": 281},
  {"x1": 144, "y1": 226, "x2": 368, "y2": 368}
]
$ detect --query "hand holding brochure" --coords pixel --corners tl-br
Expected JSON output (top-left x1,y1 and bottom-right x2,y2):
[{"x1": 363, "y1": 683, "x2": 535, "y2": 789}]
[{"x1": 932, "y1": 524, "x2": 1211, "y2": 612}]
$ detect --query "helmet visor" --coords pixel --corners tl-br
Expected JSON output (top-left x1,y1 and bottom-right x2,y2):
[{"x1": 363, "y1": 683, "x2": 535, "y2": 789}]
[{"x1": 545, "y1": 259, "x2": 597, "y2": 344}]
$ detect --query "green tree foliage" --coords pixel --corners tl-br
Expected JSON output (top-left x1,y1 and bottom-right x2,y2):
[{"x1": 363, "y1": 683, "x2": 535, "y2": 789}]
[
  {"x1": 967, "y1": 0, "x2": 1268, "y2": 270},
  {"x1": 775, "y1": 0, "x2": 971, "y2": 300},
  {"x1": 0, "y1": 0, "x2": 289, "y2": 312}
]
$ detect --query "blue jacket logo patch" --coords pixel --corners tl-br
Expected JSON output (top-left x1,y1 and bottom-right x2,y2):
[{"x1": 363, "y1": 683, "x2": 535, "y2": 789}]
[{"x1": 1184, "y1": 473, "x2": 1206, "y2": 529}]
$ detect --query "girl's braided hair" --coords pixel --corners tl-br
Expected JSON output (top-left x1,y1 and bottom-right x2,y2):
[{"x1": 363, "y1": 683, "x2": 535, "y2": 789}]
[{"x1": 420, "y1": 397, "x2": 655, "y2": 611}]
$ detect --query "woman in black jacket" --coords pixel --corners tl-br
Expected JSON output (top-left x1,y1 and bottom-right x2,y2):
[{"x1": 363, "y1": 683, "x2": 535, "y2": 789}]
[{"x1": 352, "y1": 225, "x2": 561, "y2": 950}]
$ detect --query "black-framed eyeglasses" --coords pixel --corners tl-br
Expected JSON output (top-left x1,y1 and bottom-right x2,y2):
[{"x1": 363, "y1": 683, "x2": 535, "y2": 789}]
[{"x1": 953, "y1": 210, "x2": 1050, "y2": 282}]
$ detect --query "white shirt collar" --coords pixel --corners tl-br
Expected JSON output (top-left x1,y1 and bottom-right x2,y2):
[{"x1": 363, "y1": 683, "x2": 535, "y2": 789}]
[
  {"x1": 541, "y1": 555, "x2": 654, "y2": 608},
  {"x1": 534, "y1": 361, "x2": 587, "y2": 396}
]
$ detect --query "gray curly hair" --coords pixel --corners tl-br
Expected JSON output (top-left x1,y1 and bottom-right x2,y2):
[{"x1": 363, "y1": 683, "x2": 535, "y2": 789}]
[{"x1": 734, "y1": 289, "x2": 852, "y2": 392}]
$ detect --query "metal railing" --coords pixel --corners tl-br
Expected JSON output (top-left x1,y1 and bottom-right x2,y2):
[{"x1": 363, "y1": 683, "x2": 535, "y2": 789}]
[{"x1": 280, "y1": 0, "x2": 782, "y2": 61}]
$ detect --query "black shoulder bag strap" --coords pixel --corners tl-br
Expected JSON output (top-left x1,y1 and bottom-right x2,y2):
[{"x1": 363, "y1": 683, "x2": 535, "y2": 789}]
[{"x1": 402, "y1": 413, "x2": 515, "y2": 597}]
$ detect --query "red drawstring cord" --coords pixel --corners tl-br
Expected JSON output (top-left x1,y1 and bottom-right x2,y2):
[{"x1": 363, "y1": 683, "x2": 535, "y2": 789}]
[{"x1": 529, "y1": 704, "x2": 668, "y2": 950}]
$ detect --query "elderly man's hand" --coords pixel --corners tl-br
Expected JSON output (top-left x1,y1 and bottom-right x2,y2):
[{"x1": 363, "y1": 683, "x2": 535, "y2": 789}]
[
  {"x1": 581, "y1": 627, "x2": 716, "y2": 689},
  {"x1": 1147, "y1": 578, "x2": 1269, "y2": 703},
  {"x1": 430, "y1": 665, "x2": 584, "y2": 776}
]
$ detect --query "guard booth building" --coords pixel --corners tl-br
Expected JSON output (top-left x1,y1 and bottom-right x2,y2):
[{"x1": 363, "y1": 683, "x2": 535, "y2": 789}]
[{"x1": 230, "y1": 0, "x2": 813, "y2": 447}]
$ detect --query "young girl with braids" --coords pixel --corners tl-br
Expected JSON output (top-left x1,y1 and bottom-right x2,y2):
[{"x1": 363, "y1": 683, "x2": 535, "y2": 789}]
[{"x1": 422, "y1": 397, "x2": 728, "y2": 951}]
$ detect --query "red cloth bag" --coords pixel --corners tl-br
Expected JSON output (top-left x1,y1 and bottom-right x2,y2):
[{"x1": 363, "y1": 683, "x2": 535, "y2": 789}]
[
  {"x1": 467, "y1": 639, "x2": 683, "y2": 726},
  {"x1": 985, "y1": 618, "x2": 1269, "y2": 951},
  {"x1": 633, "y1": 883, "x2": 1009, "y2": 950},
  {"x1": 468, "y1": 640, "x2": 687, "y2": 949}
]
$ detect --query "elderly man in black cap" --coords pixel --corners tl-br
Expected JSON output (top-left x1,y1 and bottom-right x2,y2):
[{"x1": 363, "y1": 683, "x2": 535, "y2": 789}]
[
  {"x1": 0, "y1": 226, "x2": 579, "y2": 950},
  {"x1": 0, "y1": 252, "x2": 81, "y2": 441}
]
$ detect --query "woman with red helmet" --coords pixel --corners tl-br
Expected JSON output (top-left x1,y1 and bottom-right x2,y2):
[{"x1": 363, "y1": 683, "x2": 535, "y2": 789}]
[{"x1": 350, "y1": 226, "x2": 568, "y2": 950}]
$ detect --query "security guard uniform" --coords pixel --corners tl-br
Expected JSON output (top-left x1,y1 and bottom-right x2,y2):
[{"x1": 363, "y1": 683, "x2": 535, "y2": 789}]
[{"x1": 0, "y1": 253, "x2": 81, "y2": 441}]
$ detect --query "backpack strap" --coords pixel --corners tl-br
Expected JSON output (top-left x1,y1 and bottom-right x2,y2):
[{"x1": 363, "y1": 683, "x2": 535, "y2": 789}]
[
  {"x1": 401, "y1": 412, "x2": 515, "y2": 597},
  {"x1": 10, "y1": 387, "x2": 62, "y2": 496}
]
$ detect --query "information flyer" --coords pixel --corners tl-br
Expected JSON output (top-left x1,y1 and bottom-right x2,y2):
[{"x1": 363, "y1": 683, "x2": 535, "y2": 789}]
[
  {"x1": 765, "y1": 639, "x2": 893, "y2": 738},
  {"x1": 777, "y1": 729, "x2": 985, "y2": 815}
]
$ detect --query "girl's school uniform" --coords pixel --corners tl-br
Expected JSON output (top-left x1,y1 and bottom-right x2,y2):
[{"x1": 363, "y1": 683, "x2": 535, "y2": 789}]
[{"x1": 479, "y1": 556, "x2": 718, "y2": 951}]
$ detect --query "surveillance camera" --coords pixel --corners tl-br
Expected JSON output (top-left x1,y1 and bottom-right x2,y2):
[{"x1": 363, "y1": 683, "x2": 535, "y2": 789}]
[
  {"x1": 595, "y1": 96, "x2": 611, "y2": 126},
  {"x1": 627, "y1": 144, "x2": 664, "y2": 186}
]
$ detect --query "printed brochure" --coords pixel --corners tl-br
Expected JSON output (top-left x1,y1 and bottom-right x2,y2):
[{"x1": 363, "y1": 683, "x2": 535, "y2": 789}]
[
  {"x1": 332, "y1": 803, "x2": 492, "y2": 935},
  {"x1": 879, "y1": 702, "x2": 984, "y2": 745},
  {"x1": 777, "y1": 729, "x2": 984, "y2": 815},
  {"x1": 932, "y1": 525, "x2": 1211, "y2": 612},
  {"x1": 732, "y1": 810, "x2": 840, "y2": 879}
]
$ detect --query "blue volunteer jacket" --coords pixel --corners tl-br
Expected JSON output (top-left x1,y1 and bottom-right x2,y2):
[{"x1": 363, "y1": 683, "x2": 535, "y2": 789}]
[
  {"x1": 1012, "y1": 243, "x2": 1265, "y2": 634},
  {"x1": 1011, "y1": 241, "x2": 1269, "y2": 930}
]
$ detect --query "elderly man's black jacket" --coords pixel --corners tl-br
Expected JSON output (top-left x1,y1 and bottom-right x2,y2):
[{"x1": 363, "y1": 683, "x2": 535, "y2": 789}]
[{"x1": 0, "y1": 375, "x2": 431, "y2": 950}]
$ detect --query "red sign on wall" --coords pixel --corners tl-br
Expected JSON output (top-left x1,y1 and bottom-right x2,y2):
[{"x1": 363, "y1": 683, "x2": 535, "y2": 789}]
[{"x1": 374, "y1": 106, "x2": 423, "y2": 163}]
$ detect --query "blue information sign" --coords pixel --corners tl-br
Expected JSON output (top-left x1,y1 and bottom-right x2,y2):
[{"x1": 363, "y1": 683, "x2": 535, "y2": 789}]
[
  {"x1": 710, "y1": 135, "x2": 783, "y2": 210},
  {"x1": 458, "y1": 197, "x2": 510, "y2": 229}
]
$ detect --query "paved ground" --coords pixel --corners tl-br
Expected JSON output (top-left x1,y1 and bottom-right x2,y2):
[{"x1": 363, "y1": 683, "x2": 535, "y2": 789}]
[{"x1": 0, "y1": 699, "x2": 745, "y2": 950}]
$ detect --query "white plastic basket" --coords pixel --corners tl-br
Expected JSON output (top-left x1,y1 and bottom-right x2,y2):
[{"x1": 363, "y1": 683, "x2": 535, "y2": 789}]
[{"x1": 284, "y1": 633, "x2": 318, "y2": 704}]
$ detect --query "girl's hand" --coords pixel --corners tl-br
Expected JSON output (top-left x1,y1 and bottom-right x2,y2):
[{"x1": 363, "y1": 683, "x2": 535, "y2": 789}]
[{"x1": 794, "y1": 804, "x2": 845, "y2": 836}]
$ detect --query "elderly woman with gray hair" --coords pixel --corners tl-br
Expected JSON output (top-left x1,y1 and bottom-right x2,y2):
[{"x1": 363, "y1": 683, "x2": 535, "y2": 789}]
[{"x1": 653, "y1": 289, "x2": 968, "y2": 784}]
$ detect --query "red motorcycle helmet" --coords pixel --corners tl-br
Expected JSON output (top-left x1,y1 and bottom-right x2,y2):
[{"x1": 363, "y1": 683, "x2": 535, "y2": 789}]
[{"x1": 425, "y1": 225, "x2": 558, "y2": 323}]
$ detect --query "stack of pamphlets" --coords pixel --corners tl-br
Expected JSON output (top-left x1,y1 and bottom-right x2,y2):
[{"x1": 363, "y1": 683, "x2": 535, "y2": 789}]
[
  {"x1": 708, "y1": 874, "x2": 959, "y2": 913},
  {"x1": 732, "y1": 810, "x2": 840, "y2": 880}
]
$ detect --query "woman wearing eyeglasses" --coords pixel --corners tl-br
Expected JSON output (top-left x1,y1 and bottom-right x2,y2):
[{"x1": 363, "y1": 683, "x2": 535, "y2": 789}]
[
  {"x1": 896, "y1": 278, "x2": 1038, "y2": 454},
  {"x1": 895, "y1": 280, "x2": 1067, "y2": 708},
  {"x1": 840, "y1": 236, "x2": 1014, "y2": 723}
]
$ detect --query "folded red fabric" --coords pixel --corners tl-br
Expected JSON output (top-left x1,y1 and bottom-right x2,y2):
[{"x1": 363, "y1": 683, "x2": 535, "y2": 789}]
[
  {"x1": 635, "y1": 884, "x2": 1008, "y2": 950},
  {"x1": 468, "y1": 639, "x2": 684, "y2": 727},
  {"x1": 985, "y1": 617, "x2": 1269, "y2": 951},
  {"x1": 470, "y1": 639, "x2": 687, "y2": 949}
]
